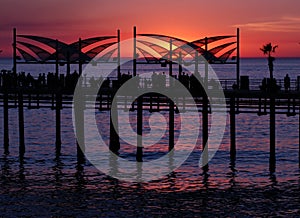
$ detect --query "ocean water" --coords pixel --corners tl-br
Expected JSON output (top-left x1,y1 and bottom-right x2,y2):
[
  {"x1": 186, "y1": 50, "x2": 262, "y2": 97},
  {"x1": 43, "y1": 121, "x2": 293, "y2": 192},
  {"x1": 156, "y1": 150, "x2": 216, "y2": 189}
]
[{"x1": 0, "y1": 58, "x2": 300, "y2": 216}]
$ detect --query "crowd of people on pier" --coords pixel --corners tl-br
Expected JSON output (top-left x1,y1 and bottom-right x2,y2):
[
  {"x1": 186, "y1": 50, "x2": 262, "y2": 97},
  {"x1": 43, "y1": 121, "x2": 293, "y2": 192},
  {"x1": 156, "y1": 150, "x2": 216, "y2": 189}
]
[
  {"x1": 0, "y1": 69, "x2": 204, "y2": 91},
  {"x1": 259, "y1": 74, "x2": 291, "y2": 92},
  {"x1": 0, "y1": 70, "x2": 80, "y2": 91},
  {"x1": 0, "y1": 69, "x2": 297, "y2": 93}
]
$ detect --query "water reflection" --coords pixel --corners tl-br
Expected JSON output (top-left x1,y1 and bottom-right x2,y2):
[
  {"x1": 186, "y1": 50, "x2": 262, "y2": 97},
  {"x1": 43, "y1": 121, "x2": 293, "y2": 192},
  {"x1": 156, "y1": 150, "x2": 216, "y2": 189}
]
[
  {"x1": 269, "y1": 173, "x2": 278, "y2": 187},
  {"x1": 109, "y1": 152, "x2": 119, "y2": 178},
  {"x1": 1, "y1": 155, "x2": 10, "y2": 180},
  {"x1": 228, "y1": 160, "x2": 237, "y2": 188},
  {"x1": 75, "y1": 162, "x2": 86, "y2": 190},
  {"x1": 202, "y1": 166, "x2": 210, "y2": 189},
  {"x1": 18, "y1": 157, "x2": 25, "y2": 181},
  {"x1": 52, "y1": 156, "x2": 63, "y2": 187}
]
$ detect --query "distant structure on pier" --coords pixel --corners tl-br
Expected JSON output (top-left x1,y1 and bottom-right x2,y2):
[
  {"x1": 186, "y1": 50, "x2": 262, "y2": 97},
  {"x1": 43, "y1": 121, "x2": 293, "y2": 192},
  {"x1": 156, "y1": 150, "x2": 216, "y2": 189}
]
[{"x1": 12, "y1": 27, "x2": 240, "y2": 86}]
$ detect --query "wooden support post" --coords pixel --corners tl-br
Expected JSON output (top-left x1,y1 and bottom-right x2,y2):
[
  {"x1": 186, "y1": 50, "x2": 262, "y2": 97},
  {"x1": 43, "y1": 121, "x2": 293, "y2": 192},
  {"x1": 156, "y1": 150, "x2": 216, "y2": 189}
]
[
  {"x1": 236, "y1": 28, "x2": 240, "y2": 89},
  {"x1": 169, "y1": 39, "x2": 173, "y2": 76},
  {"x1": 3, "y1": 92, "x2": 9, "y2": 154},
  {"x1": 133, "y1": 26, "x2": 137, "y2": 77},
  {"x1": 269, "y1": 97, "x2": 276, "y2": 172},
  {"x1": 230, "y1": 97, "x2": 236, "y2": 160},
  {"x1": 202, "y1": 96, "x2": 209, "y2": 170},
  {"x1": 109, "y1": 99, "x2": 120, "y2": 154},
  {"x1": 55, "y1": 92, "x2": 62, "y2": 154},
  {"x1": 169, "y1": 100, "x2": 174, "y2": 151},
  {"x1": 136, "y1": 97, "x2": 143, "y2": 162},
  {"x1": 55, "y1": 40, "x2": 59, "y2": 76},
  {"x1": 299, "y1": 105, "x2": 300, "y2": 168},
  {"x1": 204, "y1": 37, "x2": 208, "y2": 87},
  {"x1": 18, "y1": 90, "x2": 25, "y2": 157}
]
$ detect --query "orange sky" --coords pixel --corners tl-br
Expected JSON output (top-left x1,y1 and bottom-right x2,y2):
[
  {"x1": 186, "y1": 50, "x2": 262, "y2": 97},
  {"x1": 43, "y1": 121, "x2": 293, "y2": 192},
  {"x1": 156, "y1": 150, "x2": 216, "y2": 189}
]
[{"x1": 1, "y1": 0, "x2": 300, "y2": 57}]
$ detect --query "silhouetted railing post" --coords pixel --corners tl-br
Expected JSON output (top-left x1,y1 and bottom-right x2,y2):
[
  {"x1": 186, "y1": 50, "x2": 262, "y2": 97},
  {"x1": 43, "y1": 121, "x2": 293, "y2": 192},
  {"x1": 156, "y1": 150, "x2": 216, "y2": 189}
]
[
  {"x1": 299, "y1": 105, "x2": 300, "y2": 168},
  {"x1": 133, "y1": 26, "x2": 137, "y2": 77},
  {"x1": 55, "y1": 91, "x2": 62, "y2": 154},
  {"x1": 236, "y1": 28, "x2": 240, "y2": 89},
  {"x1": 230, "y1": 97, "x2": 236, "y2": 160},
  {"x1": 3, "y1": 91, "x2": 9, "y2": 154},
  {"x1": 169, "y1": 100, "x2": 174, "y2": 151},
  {"x1": 169, "y1": 39, "x2": 173, "y2": 76},
  {"x1": 55, "y1": 40, "x2": 59, "y2": 75},
  {"x1": 117, "y1": 29, "x2": 121, "y2": 80},
  {"x1": 18, "y1": 89, "x2": 25, "y2": 157},
  {"x1": 13, "y1": 28, "x2": 17, "y2": 75},
  {"x1": 136, "y1": 97, "x2": 143, "y2": 162},
  {"x1": 78, "y1": 38, "x2": 82, "y2": 76},
  {"x1": 269, "y1": 97, "x2": 276, "y2": 172}
]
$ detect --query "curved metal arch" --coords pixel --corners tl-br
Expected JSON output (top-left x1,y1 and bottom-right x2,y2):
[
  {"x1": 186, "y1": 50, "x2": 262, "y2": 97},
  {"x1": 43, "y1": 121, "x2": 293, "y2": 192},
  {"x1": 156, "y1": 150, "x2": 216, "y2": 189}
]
[
  {"x1": 70, "y1": 36, "x2": 117, "y2": 49},
  {"x1": 17, "y1": 41, "x2": 52, "y2": 61},
  {"x1": 85, "y1": 42, "x2": 118, "y2": 60},
  {"x1": 18, "y1": 35, "x2": 67, "y2": 49},
  {"x1": 17, "y1": 35, "x2": 119, "y2": 63},
  {"x1": 16, "y1": 47, "x2": 38, "y2": 62},
  {"x1": 138, "y1": 33, "x2": 189, "y2": 47}
]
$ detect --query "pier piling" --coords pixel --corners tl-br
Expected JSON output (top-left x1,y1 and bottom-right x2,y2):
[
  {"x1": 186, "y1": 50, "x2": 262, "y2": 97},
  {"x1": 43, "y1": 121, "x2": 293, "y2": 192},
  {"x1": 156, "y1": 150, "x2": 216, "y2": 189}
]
[
  {"x1": 230, "y1": 97, "x2": 236, "y2": 160},
  {"x1": 75, "y1": 91, "x2": 85, "y2": 163},
  {"x1": 55, "y1": 92, "x2": 62, "y2": 154},
  {"x1": 3, "y1": 92, "x2": 9, "y2": 154},
  {"x1": 136, "y1": 97, "x2": 143, "y2": 162},
  {"x1": 169, "y1": 100, "x2": 175, "y2": 151},
  {"x1": 269, "y1": 97, "x2": 276, "y2": 172},
  {"x1": 109, "y1": 100, "x2": 120, "y2": 154},
  {"x1": 18, "y1": 90, "x2": 25, "y2": 157},
  {"x1": 202, "y1": 96, "x2": 209, "y2": 170}
]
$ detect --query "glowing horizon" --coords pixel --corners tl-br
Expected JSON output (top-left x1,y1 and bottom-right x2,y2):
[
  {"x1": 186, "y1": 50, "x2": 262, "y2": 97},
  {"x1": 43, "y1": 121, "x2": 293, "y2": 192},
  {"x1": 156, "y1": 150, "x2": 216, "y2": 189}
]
[{"x1": 1, "y1": 0, "x2": 300, "y2": 58}]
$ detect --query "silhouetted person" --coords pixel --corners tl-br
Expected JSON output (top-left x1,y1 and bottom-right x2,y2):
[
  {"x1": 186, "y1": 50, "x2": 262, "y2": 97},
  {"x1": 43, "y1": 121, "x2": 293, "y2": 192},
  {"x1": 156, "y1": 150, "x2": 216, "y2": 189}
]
[
  {"x1": 284, "y1": 74, "x2": 290, "y2": 92},
  {"x1": 260, "y1": 78, "x2": 267, "y2": 91}
]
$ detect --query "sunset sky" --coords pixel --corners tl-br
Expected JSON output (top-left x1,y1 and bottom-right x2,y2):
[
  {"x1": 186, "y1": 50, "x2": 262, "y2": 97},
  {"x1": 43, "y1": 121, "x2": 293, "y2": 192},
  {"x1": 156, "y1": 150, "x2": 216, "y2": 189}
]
[{"x1": 1, "y1": 0, "x2": 300, "y2": 57}]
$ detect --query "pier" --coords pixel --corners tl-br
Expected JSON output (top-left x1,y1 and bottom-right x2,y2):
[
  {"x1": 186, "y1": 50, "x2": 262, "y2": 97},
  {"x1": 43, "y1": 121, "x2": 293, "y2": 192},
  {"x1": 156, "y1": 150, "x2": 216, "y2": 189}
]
[
  {"x1": 1, "y1": 27, "x2": 300, "y2": 173},
  {"x1": 1, "y1": 76, "x2": 300, "y2": 172}
]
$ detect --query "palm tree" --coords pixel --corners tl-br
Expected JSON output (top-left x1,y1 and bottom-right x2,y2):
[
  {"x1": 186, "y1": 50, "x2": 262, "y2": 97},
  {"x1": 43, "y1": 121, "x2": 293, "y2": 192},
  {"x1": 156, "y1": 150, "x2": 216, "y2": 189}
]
[{"x1": 260, "y1": 43, "x2": 278, "y2": 81}]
